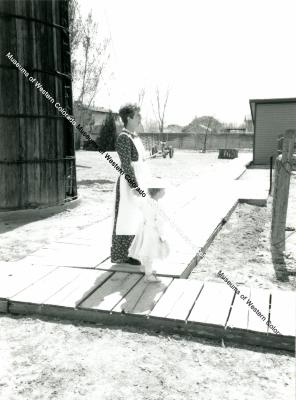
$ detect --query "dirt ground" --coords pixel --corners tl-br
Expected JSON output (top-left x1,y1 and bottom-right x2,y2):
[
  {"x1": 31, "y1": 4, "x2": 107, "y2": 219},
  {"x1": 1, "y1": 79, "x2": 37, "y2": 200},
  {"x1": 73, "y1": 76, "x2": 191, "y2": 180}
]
[
  {"x1": 0, "y1": 315, "x2": 293, "y2": 400},
  {"x1": 0, "y1": 150, "x2": 295, "y2": 400},
  {"x1": 189, "y1": 185, "x2": 296, "y2": 291}
]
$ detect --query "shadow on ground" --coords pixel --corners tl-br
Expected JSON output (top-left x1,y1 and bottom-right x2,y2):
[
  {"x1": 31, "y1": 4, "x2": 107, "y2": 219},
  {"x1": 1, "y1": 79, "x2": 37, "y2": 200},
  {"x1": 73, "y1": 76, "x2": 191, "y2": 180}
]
[
  {"x1": 78, "y1": 179, "x2": 114, "y2": 186},
  {"x1": 0, "y1": 199, "x2": 81, "y2": 235}
]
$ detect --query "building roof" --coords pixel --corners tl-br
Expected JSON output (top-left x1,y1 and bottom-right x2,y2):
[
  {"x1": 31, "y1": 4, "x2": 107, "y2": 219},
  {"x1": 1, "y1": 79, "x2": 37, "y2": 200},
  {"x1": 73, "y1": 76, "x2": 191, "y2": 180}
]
[
  {"x1": 91, "y1": 108, "x2": 118, "y2": 115},
  {"x1": 198, "y1": 123, "x2": 212, "y2": 132},
  {"x1": 249, "y1": 97, "x2": 296, "y2": 123},
  {"x1": 92, "y1": 107, "x2": 109, "y2": 112},
  {"x1": 74, "y1": 101, "x2": 118, "y2": 115},
  {"x1": 249, "y1": 97, "x2": 296, "y2": 104}
]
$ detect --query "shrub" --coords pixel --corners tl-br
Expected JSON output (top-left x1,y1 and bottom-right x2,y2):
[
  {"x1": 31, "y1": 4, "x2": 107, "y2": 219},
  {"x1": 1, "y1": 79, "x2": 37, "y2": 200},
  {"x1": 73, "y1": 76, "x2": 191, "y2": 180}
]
[{"x1": 97, "y1": 112, "x2": 116, "y2": 151}]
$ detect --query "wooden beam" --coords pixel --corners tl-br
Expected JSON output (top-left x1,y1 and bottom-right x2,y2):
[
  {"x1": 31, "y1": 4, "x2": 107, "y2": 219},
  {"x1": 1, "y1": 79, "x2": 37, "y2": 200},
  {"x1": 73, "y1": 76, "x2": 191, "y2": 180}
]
[
  {"x1": 269, "y1": 290, "x2": 296, "y2": 337},
  {"x1": 112, "y1": 276, "x2": 172, "y2": 315},
  {"x1": 149, "y1": 279, "x2": 203, "y2": 320},
  {"x1": 271, "y1": 129, "x2": 296, "y2": 257},
  {"x1": 78, "y1": 272, "x2": 142, "y2": 312}
]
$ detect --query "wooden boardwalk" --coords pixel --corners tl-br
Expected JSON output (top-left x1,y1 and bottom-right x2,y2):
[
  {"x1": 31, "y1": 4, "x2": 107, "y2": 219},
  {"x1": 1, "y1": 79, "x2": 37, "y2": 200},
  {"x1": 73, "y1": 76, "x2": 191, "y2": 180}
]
[
  {"x1": 0, "y1": 265, "x2": 295, "y2": 352},
  {"x1": 1, "y1": 157, "x2": 293, "y2": 352},
  {"x1": 18, "y1": 155, "x2": 270, "y2": 279}
]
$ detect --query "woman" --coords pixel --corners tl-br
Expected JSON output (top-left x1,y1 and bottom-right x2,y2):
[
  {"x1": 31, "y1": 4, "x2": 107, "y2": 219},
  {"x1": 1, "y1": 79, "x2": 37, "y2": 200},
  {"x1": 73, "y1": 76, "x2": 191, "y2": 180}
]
[{"x1": 111, "y1": 103, "x2": 150, "y2": 264}]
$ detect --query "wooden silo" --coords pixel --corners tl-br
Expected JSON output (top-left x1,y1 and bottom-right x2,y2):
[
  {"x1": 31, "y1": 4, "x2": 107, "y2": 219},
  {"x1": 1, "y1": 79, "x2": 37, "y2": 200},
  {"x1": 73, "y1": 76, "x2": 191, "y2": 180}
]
[{"x1": 0, "y1": 0, "x2": 77, "y2": 210}]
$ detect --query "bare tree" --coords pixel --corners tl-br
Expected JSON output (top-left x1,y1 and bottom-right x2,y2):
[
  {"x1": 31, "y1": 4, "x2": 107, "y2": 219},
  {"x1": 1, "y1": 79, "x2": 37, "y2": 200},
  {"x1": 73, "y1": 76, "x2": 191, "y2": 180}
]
[
  {"x1": 202, "y1": 116, "x2": 213, "y2": 153},
  {"x1": 68, "y1": 0, "x2": 83, "y2": 81},
  {"x1": 143, "y1": 118, "x2": 159, "y2": 133},
  {"x1": 69, "y1": 1, "x2": 110, "y2": 149},
  {"x1": 137, "y1": 88, "x2": 145, "y2": 108},
  {"x1": 75, "y1": 11, "x2": 110, "y2": 108},
  {"x1": 152, "y1": 86, "x2": 170, "y2": 137}
]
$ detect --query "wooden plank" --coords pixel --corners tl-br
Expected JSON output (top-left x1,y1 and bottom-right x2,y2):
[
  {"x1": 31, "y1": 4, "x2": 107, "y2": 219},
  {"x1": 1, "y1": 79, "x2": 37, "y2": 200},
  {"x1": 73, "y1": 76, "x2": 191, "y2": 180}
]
[
  {"x1": 179, "y1": 256, "x2": 197, "y2": 279},
  {"x1": 23, "y1": 246, "x2": 102, "y2": 268},
  {"x1": 16, "y1": 255, "x2": 59, "y2": 268},
  {"x1": 0, "y1": 265, "x2": 57, "y2": 299},
  {"x1": 226, "y1": 286, "x2": 251, "y2": 330},
  {"x1": 0, "y1": 300, "x2": 8, "y2": 313},
  {"x1": 153, "y1": 258, "x2": 191, "y2": 277},
  {"x1": 163, "y1": 224, "x2": 194, "y2": 258},
  {"x1": 246, "y1": 288, "x2": 270, "y2": 333},
  {"x1": 150, "y1": 279, "x2": 203, "y2": 320},
  {"x1": 97, "y1": 258, "x2": 188, "y2": 278},
  {"x1": 112, "y1": 276, "x2": 173, "y2": 315},
  {"x1": 234, "y1": 179, "x2": 269, "y2": 202},
  {"x1": 55, "y1": 237, "x2": 100, "y2": 247},
  {"x1": 0, "y1": 261, "x2": 24, "y2": 276},
  {"x1": 96, "y1": 259, "x2": 142, "y2": 274},
  {"x1": 163, "y1": 180, "x2": 237, "y2": 244},
  {"x1": 73, "y1": 219, "x2": 112, "y2": 240},
  {"x1": 10, "y1": 267, "x2": 81, "y2": 304},
  {"x1": 269, "y1": 290, "x2": 296, "y2": 337},
  {"x1": 42, "y1": 243, "x2": 97, "y2": 252},
  {"x1": 43, "y1": 269, "x2": 113, "y2": 308},
  {"x1": 79, "y1": 272, "x2": 142, "y2": 312},
  {"x1": 174, "y1": 192, "x2": 237, "y2": 246},
  {"x1": 164, "y1": 154, "x2": 250, "y2": 213},
  {"x1": 40, "y1": 243, "x2": 108, "y2": 265},
  {"x1": 187, "y1": 281, "x2": 234, "y2": 326}
]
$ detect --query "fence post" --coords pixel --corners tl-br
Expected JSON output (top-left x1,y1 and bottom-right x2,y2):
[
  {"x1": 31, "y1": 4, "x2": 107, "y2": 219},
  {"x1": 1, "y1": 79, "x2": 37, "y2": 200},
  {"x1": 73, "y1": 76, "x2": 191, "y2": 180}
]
[
  {"x1": 269, "y1": 156, "x2": 273, "y2": 195},
  {"x1": 271, "y1": 129, "x2": 296, "y2": 257}
]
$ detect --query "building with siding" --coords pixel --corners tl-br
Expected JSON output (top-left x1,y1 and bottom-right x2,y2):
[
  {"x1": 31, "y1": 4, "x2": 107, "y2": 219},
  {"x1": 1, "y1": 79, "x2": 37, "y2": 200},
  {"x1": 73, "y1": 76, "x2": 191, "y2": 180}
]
[
  {"x1": 250, "y1": 98, "x2": 296, "y2": 164},
  {"x1": 91, "y1": 107, "x2": 121, "y2": 140},
  {"x1": 91, "y1": 108, "x2": 145, "y2": 140}
]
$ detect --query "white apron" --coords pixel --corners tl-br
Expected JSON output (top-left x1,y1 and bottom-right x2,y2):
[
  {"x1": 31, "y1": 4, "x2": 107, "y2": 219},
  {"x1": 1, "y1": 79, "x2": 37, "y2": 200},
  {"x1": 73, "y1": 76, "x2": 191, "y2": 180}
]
[{"x1": 114, "y1": 133, "x2": 152, "y2": 235}]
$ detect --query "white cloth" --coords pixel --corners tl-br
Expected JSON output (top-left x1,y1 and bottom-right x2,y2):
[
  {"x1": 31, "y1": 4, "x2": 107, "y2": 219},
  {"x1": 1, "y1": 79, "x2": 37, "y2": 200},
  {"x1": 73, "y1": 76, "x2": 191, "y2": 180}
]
[
  {"x1": 131, "y1": 137, "x2": 152, "y2": 192},
  {"x1": 115, "y1": 133, "x2": 152, "y2": 235},
  {"x1": 128, "y1": 197, "x2": 170, "y2": 262}
]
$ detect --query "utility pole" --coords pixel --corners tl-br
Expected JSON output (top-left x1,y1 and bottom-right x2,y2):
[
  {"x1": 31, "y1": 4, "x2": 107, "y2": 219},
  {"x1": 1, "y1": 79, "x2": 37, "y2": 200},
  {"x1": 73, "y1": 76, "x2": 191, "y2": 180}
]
[{"x1": 202, "y1": 116, "x2": 213, "y2": 153}]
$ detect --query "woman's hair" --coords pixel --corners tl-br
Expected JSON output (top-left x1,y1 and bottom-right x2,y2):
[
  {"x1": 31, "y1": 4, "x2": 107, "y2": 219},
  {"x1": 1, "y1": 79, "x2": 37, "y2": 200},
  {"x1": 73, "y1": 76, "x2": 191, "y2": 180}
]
[
  {"x1": 148, "y1": 188, "x2": 164, "y2": 198},
  {"x1": 119, "y1": 103, "x2": 140, "y2": 127}
]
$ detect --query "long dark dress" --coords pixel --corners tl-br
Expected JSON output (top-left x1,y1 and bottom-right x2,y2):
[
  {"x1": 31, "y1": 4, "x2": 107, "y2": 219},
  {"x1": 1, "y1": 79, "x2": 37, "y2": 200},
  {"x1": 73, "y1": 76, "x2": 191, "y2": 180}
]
[{"x1": 111, "y1": 131, "x2": 139, "y2": 262}]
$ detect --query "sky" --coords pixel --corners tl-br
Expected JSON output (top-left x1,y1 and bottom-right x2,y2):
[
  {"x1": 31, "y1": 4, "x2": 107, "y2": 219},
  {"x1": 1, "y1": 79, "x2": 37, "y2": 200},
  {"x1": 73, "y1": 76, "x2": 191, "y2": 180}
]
[{"x1": 78, "y1": 0, "x2": 296, "y2": 126}]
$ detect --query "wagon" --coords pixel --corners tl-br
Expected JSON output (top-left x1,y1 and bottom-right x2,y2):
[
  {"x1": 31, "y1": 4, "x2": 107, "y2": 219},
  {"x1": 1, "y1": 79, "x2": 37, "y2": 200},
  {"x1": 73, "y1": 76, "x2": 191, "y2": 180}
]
[{"x1": 151, "y1": 141, "x2": 174, "y2": 158}]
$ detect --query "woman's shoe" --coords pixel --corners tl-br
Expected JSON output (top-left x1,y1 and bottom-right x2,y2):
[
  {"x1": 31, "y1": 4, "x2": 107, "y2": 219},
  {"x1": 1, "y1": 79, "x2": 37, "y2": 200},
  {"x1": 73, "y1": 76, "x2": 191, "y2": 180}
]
[
  {"x1": 111, "y1": 259, "x2": 126, "y2": 264},
  {"x1": 111, "y1": 257, "x2": 141, "y2": 265},
  {"x1": 144, "y1": 273, "x2": 161, "y2": 283},
  {"x1": 126, "y1": 257, "x2": 141, "y2": 265}
]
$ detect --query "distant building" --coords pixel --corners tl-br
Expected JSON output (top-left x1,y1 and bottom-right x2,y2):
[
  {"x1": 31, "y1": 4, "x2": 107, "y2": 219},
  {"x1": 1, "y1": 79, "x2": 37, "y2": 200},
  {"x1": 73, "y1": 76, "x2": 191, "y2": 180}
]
[
  {"x1": 164, "y1": 124, "x2": 184, "y2": 133},
  {"x1": 182, "y1": 116, "x2": 223, "y2": 134},
  {"x1": 244, "y1": 116, "x2": 254, "y2": 133},
  {"x1": 90, "y1": 107, "x2": 121, "y2": 142},
  {"x1": 250, "y1": 97, "x2": 296, "y2": 164},
  {"x1": 222, "y1": 127, "x2": 247, "y2": 134},
  {"x1": 220, "y1": 118, "x2": 253, "y2": 134}
]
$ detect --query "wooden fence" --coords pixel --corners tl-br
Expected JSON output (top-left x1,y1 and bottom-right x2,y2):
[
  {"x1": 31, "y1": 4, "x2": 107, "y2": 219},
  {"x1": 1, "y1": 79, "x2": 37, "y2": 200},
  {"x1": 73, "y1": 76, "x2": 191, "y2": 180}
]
[{"x1": 140, "y1": 132, "x2": 253, "y2": 151}]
